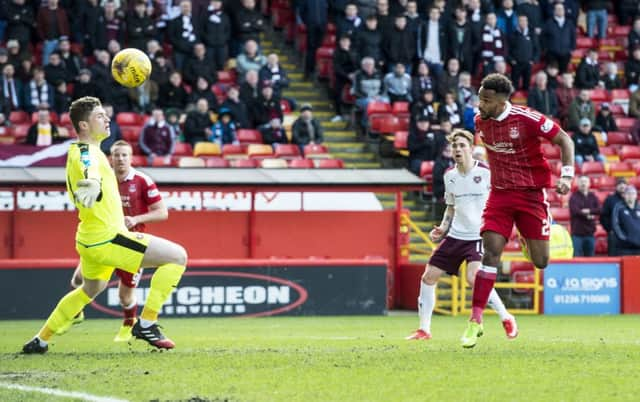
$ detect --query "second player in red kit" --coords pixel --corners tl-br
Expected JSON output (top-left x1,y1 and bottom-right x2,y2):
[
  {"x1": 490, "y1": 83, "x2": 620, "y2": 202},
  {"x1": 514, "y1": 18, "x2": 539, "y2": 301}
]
[{"x1": 461, "y1": 74, "x2": 575, "y2": 348}]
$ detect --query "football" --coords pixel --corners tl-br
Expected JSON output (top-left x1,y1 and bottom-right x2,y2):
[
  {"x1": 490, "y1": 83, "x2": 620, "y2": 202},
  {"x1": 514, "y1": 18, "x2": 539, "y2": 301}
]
[{"x1": 111, "y1": 48, "x2": 152, "y2": 88}]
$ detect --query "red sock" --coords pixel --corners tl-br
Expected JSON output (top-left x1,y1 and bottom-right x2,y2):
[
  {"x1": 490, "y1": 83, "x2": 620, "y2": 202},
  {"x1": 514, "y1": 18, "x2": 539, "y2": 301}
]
[
  {"x1": 471, "y1": 265, "x2": 498, "y2": 323},
  {"x1": 122, "y1": 302, "x2": 137, "y2": 327}
]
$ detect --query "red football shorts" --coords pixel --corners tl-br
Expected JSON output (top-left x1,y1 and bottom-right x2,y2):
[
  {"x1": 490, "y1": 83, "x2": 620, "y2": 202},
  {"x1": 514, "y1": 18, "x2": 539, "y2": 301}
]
[
  {"x1": 115, "y1": 267, "x2": 144, "y2": 288},
  {"x1": 481, "y1": 188, "x2": 551, "y2": 241}
]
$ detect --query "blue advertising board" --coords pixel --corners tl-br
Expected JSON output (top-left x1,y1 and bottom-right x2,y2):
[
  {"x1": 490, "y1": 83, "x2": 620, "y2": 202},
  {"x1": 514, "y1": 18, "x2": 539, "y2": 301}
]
[{"x1": 544, "y1": 263, "x2": 620, "y2": 315}]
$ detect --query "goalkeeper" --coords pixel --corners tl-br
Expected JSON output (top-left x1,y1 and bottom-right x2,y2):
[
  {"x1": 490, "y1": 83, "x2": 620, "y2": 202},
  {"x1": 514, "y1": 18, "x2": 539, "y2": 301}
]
[{"x1": 22, "y1": 97, "x2": 187, "y2": 353}]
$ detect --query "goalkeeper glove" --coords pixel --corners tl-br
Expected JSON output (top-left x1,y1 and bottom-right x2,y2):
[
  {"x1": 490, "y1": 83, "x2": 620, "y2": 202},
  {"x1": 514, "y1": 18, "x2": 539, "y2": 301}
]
[{"x1": 75, "y1": 179, "x2": 101, "y2": 208}]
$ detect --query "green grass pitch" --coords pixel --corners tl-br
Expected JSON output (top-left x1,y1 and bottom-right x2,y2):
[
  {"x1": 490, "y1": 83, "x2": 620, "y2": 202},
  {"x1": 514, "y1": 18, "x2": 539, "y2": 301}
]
[{"x1": 1, "y1": 315, "x2": 638, "y2": 402}]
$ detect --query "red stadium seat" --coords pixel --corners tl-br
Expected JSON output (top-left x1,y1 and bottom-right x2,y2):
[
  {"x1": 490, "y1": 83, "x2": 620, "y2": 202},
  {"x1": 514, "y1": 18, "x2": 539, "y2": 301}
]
[
  {"x1": 9, "y1": 111, "x2": 29, "y2": 124},
  {"x1": 121, "y1": 126, "x2": 141, "y2": 143},
  {"x1": 236, "y1": 129, "x2": 262, "y2": 145},
  {"x1": 288, "y1": 158, "x2": 315, "y2": 168},
  {"x1": 619, "y1": 145, "x2": 640, "y2": 162},
  {"x1": 316, "y1": 158, "x2": 344, "y2": 168},
  {"x1": 304, "y1": 144, "x2": 330, "y2": 158},
  {"x1": 591, "y1": 175, "x2": 616, "y2": 191},
  {"x1": 203, "y1": 157, "x2": 230, "y2": 168},
  {"x1": 366, "y1": 101, "x2": 391, "y2": 116},
  {"x1": 31, "y1": 111, "x2": 58, "y2": 124},
  {"x1": 12, "y1": 124, "x2": 30, "y2": 140},
  {"x1": 315, "y1": 47, "x2": 334, "y2": 79},
  {"x1": 550, "y1": 207, "x2": 570, "y2": 224},
  {"x1": 511, "y1": 90, "x2": 527, "y2": 105},
  {"x1": 274, "y1": 144, "x2": 301, "y2": 159},
  {"x1": 589, "y1": 89, "x2": 611, "y2": 102},
  {"x1": 579, "y1": 161, "x2": 606, "y2": 176},
  {"x1": 116, "y1": 112, "x2": 141, "y2": 126},
  {"x1": 173, "y1": 142, "x2": 193, "y2": 156},
  {"x1": 615, "y1": 118, "x2": 636, "y2": 131},
  {"x1": 231, "y1": 158, "x2": 259, "y2": 168},
  {"x1": 394, "y1": 131, "x2": 408, "y2": 150},
  {"x1": 59, "y1": 112, "x2": 71, "y2": 125},
  {"x1": 368, "y1": 114, "x2": 387, "y2": 133},
  {"x1": 222, "y1": 144, "x2": 247, "y2": 159},
  {"x1": 130, "y1": 155, "x2": 147, "y2": 167},
  {"x1": 378, "y1": 116, "x2": 402, "y2": 134},
  {"x1": 611, "y1": 25, "x2": 631, "y2": 38},
  {"x1": 628, "y1": 176, "x2": 640, "y2": 189},
  {"x1": 594, "y1": 190, "x2": 609, "y2": 205},
  {"x1": 392, "y1": 102, "x2": 410, "y2": 115},
  {"x1": 576, "y1": 37, "x2": 596, "y2": 49},
  {"x1": 247, "y1": 144, "x2": 273, "y2": 159},
  {"x1": 607, "y1": 131, "x2": 634, "y2": 146},
  {"x1": 608, "y1": 161, "x2": 635, "y2": 177},
  {"x1": 611, "y1": 89, "x2": 630, "y2": 102},
  {"x1": 420, "y1": 161, "x2": 434, "y2": 180},
  {"x1": 217, "y1": 70, "x2": 237, "y2": 85},
  {"x1": 151, "y1": 156, "x2": 177, "y2": 167}
]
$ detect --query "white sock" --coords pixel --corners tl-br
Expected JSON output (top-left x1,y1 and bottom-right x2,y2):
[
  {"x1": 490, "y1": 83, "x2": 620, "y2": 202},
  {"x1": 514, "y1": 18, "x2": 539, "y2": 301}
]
[
  {"x1": 122, "y1": 300, "x2": 137, "y2": 310},
  {"x1": 418, "y1": 282, "x2": 435, "y2": 332},
  {"x1": 35, "y1": 337, "x2": 48, "y2": 347},
  {"x1": 139, "y1": 318, "x2": 156, "y2": 328},
  {"x1": 487, "y1": 288, "x2": 510, "y2": 320}
]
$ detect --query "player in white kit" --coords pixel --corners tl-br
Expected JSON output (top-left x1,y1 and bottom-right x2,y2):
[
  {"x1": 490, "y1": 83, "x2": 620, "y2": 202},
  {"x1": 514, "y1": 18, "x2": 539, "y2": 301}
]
[{"x1": 406, "y1": 129, "x2": 518, "y2": 341}]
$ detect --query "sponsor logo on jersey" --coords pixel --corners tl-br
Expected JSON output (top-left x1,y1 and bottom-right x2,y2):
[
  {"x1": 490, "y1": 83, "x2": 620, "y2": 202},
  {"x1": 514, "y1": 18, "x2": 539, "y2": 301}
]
[
  {"x1": 129, "y1": 184, "x2": 137, "y2": 193},
  {"x1": 541, "y1": 118, "x2": 554, "y2": 133},
  {"x1": 509, "y1": 126, "x2": 519, "y2": 139}
]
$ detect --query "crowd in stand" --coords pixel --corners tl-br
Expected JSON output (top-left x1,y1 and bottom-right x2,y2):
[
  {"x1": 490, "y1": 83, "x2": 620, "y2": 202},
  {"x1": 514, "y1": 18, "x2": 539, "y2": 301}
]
[{"x1": 0, "y1": 0, "x2": 328, "y2": 157}]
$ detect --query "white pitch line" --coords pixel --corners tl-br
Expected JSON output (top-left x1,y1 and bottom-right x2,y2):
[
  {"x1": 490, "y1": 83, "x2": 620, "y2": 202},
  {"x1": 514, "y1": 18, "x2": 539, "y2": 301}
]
[{"x1": 0, "y1": 382, "x2": 128, "y2": 402}]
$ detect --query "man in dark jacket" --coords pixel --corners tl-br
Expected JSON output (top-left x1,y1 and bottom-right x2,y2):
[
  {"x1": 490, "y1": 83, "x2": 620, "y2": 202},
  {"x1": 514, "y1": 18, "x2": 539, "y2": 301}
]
[
  {"x1": 231, "y1": 0, "x2": 265, "y2": 56},
  {"x1": 601, "y1": 178, "x2": 627, "y2": 256},
  {"x1": 168, "y1": 0, "x2": 198, "y2": 70},
  {"x1": 184, "y1": 98, "x2": 213, "y2": 147},
  {"x1": 527, "y1": 71, "x2": 558, "y2": 117},
  {"x1": 612, "y1": 186, "x2": 640, "y2": 256},
  {"x1": 383, "y1": 15, "x2": 416, "y2": 71},
  {"x1": 299, "y1": 0, "x2": 328, "y2": 79},
  {"x1": 569, "y1": 175, "x2": 600, "y2": 256},
  {"x1": 157, "y1": 71, "x2": 189, "y2": 111},
  {"x1": 6, "y1": 0, "x2": 34, "y2": 48},
  {"x1": 573, "y1": 118, "x2": 605, "y2": 167},
  {"x1": 140, "y1": 108, "x2": 176, "y2": 161},
  {"x1": 336, "y1": 3, "x2": 361, "y2": 39},
  {"x1": 200, "y1": 0, "x2": 231, "y2": 71},
  {"x1": 575, "y1": 48, "x2": 600, "y2": 89},
  {"x1": 416, "y1": 7, "x2": 447, "y2": 77},
  {"x1": 407, "y1": 115, "x2": 445, "y2": 175},
  {"x1": 221, "y1": 86, "x2": 250, "y2": 128},
  {"x1": 542, "y1": 2, "x2": 575, "y2": 74},
  {"x1": 57, "y1": 37, "x2": 82, "y2": 82},
  {"x1": 508, "y1": 15, "x2": 539, "y2": 90},
  {"x1": 260, "y1": 117, "x2": 289, "y2": 147},
  {"x1": 292, "y1": 103, "x2": 324, "y2": 154},
  {"x1": 126, "y1": 1, "x2": 156, "y2": 51},
  {"x1": 36, "y1": 0, "x2": 70, "y2": 66},
  {"x1": 78, "y1": 0, "x2": 107, "y2": 56},
  {"x1": 183, "y1": 43, "x2": 216, "y2": 86},
  {"x1": 25, "y1": 109, "x2": 67, "y2": 146},
  {"x1": 355, "y1": 14, "x2": 383, "y2": 68},
  {"x1": 447, "y1": 5, "x2": 475, "y2": 73},
  {"x1": 331, "y1": 35, "x2": 357, "y2": 121}
]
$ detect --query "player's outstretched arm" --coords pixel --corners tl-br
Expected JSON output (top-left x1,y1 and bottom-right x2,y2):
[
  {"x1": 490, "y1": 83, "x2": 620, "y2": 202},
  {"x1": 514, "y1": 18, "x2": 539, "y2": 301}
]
[
  {"x1": 552, "y1": 130, "x2": 575, "y2": 195},
  {"x1": 430, "y1": 205, "x2": 455, "y2": 242}
]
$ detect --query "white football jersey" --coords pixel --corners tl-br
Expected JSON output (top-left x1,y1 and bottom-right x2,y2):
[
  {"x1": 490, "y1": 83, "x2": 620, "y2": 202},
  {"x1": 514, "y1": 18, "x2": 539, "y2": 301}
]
[{"x1": 444, "y1": 160, "x2": 491, "y2": 241}]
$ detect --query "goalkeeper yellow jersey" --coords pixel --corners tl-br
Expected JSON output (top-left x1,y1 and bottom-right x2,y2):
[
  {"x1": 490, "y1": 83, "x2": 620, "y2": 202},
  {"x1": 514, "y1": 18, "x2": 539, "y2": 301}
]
[{"x1": 66, "y1": 142, "x2": 126, "y2": 245}]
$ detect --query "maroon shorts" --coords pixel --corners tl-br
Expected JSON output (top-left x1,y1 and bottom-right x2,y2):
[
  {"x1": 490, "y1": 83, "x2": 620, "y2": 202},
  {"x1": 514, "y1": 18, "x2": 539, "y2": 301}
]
[
  {"x1": 481, "y1": 188, "x2": 551, "y2": 241},
  {"x1": 115, "y1": 268, "x2": 144, "y2": 288},
  {"x1": 428, "y1": 237, "x2": 483, "y2": 276}
]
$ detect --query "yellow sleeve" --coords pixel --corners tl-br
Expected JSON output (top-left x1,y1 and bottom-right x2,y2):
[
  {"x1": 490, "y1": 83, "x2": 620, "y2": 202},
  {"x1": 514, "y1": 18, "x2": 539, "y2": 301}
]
[{"x1": 77, "y1": 143, "x2": 101, "y2": 181}]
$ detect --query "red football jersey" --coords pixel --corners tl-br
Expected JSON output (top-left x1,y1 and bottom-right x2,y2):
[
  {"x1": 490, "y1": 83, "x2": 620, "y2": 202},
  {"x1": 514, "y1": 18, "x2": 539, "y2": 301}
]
[
  {"x1": 118, "y1": 168, "x2": 162, "y2": 232},
  {"x1": 475, "y1": 103, "x2": 561, "y2": 190}
]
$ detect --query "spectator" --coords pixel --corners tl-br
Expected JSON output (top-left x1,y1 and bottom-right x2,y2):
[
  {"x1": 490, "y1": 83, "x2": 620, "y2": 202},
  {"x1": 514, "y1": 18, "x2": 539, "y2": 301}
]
[
  {"x1": 0, "y1": 49, "x2": 8, "y2": 73},
  {"x1": 480, "y1": 12, "x2": 506, "y2": 75},
  {"x1": 612, "y1": 186, "x2": 640, "y2": 256},
  {"x1": 517, "y1": 0, "x2": 543, "y2": 35},
  {"x1": 236, "y1": 39, "x2": 267, "y2": 81},
  {"x1": 619, "y1": 2, "x2": 640, "y2": 27},
  {"x1": 573, "y1": 118, "x2": 605, "y2": 167},
  {"x1": 352, "y1": 57, "x2": 388, "y2": 128},
  {"x1": 230, "y1": 0, "x2": 265, "y2": 56},
  {"x1": 630, "y1": 87, "x2": 640, "y2": 118},
  {"x1": 416, "y1": 7, "x2": 447, "y2": 77},
  {"x1": 25, "y1": 67, "x2": 54, "y2": 113},
  {"x1": 250, "y1": 82, "x2": 283, "y2": 128},
  {"x1": 463, "y1": 95, "x2": 480, "y2": 131},
  {"x1": 259, "y1": 53, "x2": 290, "y2": 100},
  {"x1": 496, "y1": 0, "x2": 518, "y2": 38},
  {"x1": 545, "y1": 62, "x2": 561, "y2": 91},
  {"x1": 432, "y1": 142, "x2": 455, "y2": 214},
  {"x1": 292, "y1": 103, "x2": 323, "y2": 153},
  {"x1": 6, "y1": 0, "x2": 34, "y2": 49},
  {"x1": 183, "y1": 43, "x2": 216, "y2": 87},
  {"x1": 188, "y1": 77, "x2": 218, "y2": 111},
  {"x1": 239, "y1": 70, "x2": 260, "y2": 108},
  {"x1": 78, "y1": 0, "x2": 107, "y2": 56},
  {"x1": 200, "y1": 0, "x2": 231, "y2": 71},
  {"x1": 209, "y1": 108, "x2": 238, "y2": 146},
  {"x1": 600, "y1": 62, "x2": 621, "y2": 90},
  {"x1": 568, "y1": 89, "x2": 595, "y2": 131},
  {"x1": 542, "y1": 2, "x2": 575, "y2": 74},
  {"x1": 527, "y1": 71, "x2": 558, "y2": 117},
  {"x1": 331, "y1": 34, "x2": 358, "y2": 122},
  {"x1": 168, "y1": 0, "x2": 198, "y2": 70},
  {"x1": 407, "y1": 115, "x2": 445, "y2": 175},
  {"x1": 585, "y1": 0, "x2": 608, "y2": 39},
  {"x1": 150, "y1": 53, "x2": 173, "y2": 87},
  {"x1": 575, "y1": 48, "x2": 600, "y2": 89},
  {"x1": 260, "y1": 117, "x2": 288, "y2": 147},
  {"x1": 99, "y1": 103, "x2": 122, "y2": 155},
  {"x1": 157, "y1": 71, "x2": 189, "y2": 111},
  {"x1": 336, "y1": 3, "x2": 362, "y2": 39},
  {"x1": 625, "y1": 46, "x2": 640, "y2": 91},
  {"x1": 601, "y1": 178, "x2": 627, "y2": 255},
  {"x1": 557, "y1": 72, "x2": 577, "y2": 128},
  {"x1": 298, "y1": 0, "x2": 328, "y2": 80},
  {"x1": 52, "y1": 81, "x2": 71, "y2": 116},
  {"x1": 509, "y1": 15, "x2": 539, "y2": 90},
  {"x1": 404, "y1": 0, "x2": 421, "y2": 35},
  {"x1": 569, "y1": 175, "x2": 600, "y2": 256},
  {"x1": 466, "y1": 0, "x2": 484, "y2": 73},
  {"x1": 437, "y1": 92, "x2": 463, "y2": 128},
  {"x1": 384, "y1": 63, "x2": 412, "y2": 103},
  {"x1": 165, "y1": 108, "x2": 185, "y2": 142},
  {"x1": 221, "y1": 86, "x2": 250, "y2": 128},
  {"x1": 139, "y1": 108, "x2": 176, "y2": 162},
  {"x1": 411, "y1": 89, "x2": 438, "y2": 127},
  {"x1": 595, "y1": 103, "x2": 618, "y2": 133},
  {"x1": 44, "y1": 53, "x2": 68, "y2": 86},
  {"x1": 457, "y1": 71, "x2": 474, "y2": 108},
  {"x1": 6, "y1": 40, "x2": 29, "y2": 73},
  {"x1": 103, "y1": 1, "x2": 125, "y2": 45},
  {"x1": 410, "y1": 61, "x2": 434, "y2": 103},
  {"x1": 376, "y1": 0, "x2": 393, "y2": 39},
  {"x1": 354, "y1": 14, "x2": 383, "y2": 68},
  {"x1": 436, "y1": 58, "x2": 460, "y2": 101},
  {"x1": 447, "y1": 5, "x2": 474, "y2": 73},
  {"x1": 631, "y1": 119, "x2": 640, "y2": 145},
  {"x1": 629, "y1": 17, "x2": 640, "y2": 54},
  {"x1": 126, "y1": 0, "x2": 156, "y2": 51},
  {"x1": 89, "y1": 50, "x2": 112, "y2": 97},
  {"x1": 57, "y1": 37, "x2": 82, "y2": 82},
  {"x1": 129, "y1": 79, "x2": 159, "y2": 114},
  {"x1": 0, "y1": 64, "x2": 21, "y2": 111},
  {"x1": 25, "y1": 109, "x2": 68, "y2": 146},
  {"x1": 184, "y1": 98, "x2": 213, "y2": 147},
  {"x1": 36, "y1": 1, "x2": 70, "y2": 66},
  {"x1": 72, "y1": 69, "x2": 100, "y2": 100},
  {"x1": 383, "y1": 14, "x2": 415, "y2": 71}
]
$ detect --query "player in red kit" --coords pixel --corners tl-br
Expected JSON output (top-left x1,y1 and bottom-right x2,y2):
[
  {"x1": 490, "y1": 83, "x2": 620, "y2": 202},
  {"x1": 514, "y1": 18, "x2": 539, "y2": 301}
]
[
  {"x1": 67, "y1": 140, "x2": 168, "y2": 342},
  {"x1": 460, "y1": 74, "x2": 574, "y2": 348}
]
